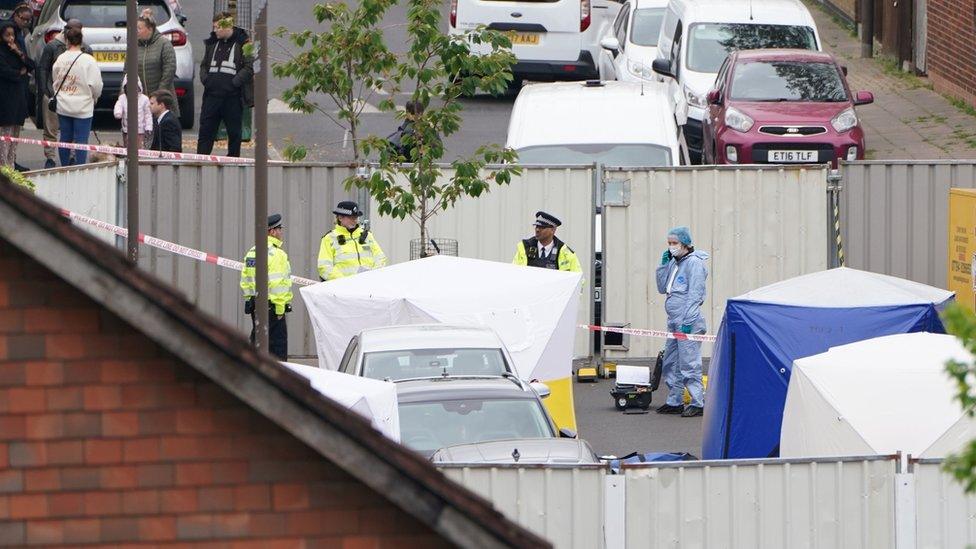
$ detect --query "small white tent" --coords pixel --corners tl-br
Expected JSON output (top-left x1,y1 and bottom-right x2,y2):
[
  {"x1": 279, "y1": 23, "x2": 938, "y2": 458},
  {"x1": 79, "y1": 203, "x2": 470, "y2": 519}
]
[
  {"x1": 781, "y1": 332, "x2": 976, "y2": 458},
  {"x1": 300, "y1": 255, "x2": 583, "y2": 430},
  {"x1": 282, "y1": 362, "x2": 400, "y2": 442}
]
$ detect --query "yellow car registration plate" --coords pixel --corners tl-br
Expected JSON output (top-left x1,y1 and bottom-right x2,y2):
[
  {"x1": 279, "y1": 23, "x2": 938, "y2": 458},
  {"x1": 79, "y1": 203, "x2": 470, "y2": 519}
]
[
  {"x1": 508, "y1": 32, "x2": 540, "y2": 45},
  {"x1": 94, "y1": 51, "x2": 126, "y2": 63}
]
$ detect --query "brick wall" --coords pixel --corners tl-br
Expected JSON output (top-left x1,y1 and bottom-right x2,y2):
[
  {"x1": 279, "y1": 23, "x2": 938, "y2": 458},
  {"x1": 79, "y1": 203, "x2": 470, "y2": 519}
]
[
  {"x1": 927, "y1": 0, "x2": 976, "y2": 107},
  {"x1": 0, "y1": 240, "x2": 448, "y2": 547}
]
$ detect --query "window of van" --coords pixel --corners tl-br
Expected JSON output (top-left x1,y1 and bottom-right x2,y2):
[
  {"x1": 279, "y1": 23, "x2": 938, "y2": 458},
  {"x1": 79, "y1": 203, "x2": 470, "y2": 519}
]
[
  {"x1": 630, "y1": 8, "x2": 665, "y2": 47},
  {"x1": 686, "y1": 23, "x2": 817, "y2": 73},
  {"x1": 517, "y1": 143, "x2": 672, "y2": 167}
]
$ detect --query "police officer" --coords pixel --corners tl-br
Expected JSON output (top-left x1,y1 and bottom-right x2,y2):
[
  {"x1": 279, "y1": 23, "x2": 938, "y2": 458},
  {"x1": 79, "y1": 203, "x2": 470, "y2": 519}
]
[
  {"x1": 317, "y1": 201, "x2": 387, "y2": 281},
  {"x1": 240, "y1": 214, "x2": 292, "y2": 360},
  {"x1": 512, "y1": 211, "x2": 582, "y2": 272}
]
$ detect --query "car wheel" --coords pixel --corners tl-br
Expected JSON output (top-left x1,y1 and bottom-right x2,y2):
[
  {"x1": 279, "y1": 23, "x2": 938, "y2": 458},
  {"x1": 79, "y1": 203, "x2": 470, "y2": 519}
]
[
  {"x1": 179, "y1": 86, "x2": 194, "y2": 129},
  {"x1": 614, "y1": 397, "x2": 628, "y2": 410}
]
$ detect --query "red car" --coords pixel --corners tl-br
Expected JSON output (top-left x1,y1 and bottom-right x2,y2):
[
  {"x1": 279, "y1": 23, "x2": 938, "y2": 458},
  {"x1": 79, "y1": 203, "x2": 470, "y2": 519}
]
[{"x1": 702, "y1": 49, "x2": 874, "y2": 167}]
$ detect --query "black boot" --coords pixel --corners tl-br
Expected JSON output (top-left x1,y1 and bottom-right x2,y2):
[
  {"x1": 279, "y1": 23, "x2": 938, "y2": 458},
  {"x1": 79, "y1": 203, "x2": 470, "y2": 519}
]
[
  {"x1": 656, "y1": 404, "x2": 683, "y2": 415},
  {"x1": 681, "y1": 406, "x2": 703, "y2": 417}
]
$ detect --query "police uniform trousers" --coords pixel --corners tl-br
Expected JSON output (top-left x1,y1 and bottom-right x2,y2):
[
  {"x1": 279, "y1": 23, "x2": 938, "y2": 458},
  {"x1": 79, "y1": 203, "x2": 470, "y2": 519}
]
[
  {"x1": 197, "y1": 92, "x2": 244, "y2": 157},
  {"x1": 249, "y1": 308, "x2": 288, "y2": 360}
]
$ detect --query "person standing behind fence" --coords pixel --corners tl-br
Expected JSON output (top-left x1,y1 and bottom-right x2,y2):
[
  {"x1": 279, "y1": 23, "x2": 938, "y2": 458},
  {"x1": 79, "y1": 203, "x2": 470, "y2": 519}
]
[
  {"x1": 0, "y1": 21, "x2": 33, "y2": 168},
  {"x1": 37, "y1": 19, "x2": 91, "y2": 169},
  {"x1": 655, "y1": 226, "x2": 708, "y2": 418},
  {"x1": 137, "y1": 9, "x2": 178, "y2": 119},
  {"x1": 52, "y1": 27, "x2": 101, "y2": 167},
  {"x1": 197, "y1": 11, "x2": 253, "y2": 158},
  {"x1": 317, "y1": 201, "x2": 387, "y2": 281},
  {"x1": 114, "y1": 74, "x2": 153, "y2": 149},
  {"x1": 149, "y1": 90, "x2": 182, "y2": 152}
]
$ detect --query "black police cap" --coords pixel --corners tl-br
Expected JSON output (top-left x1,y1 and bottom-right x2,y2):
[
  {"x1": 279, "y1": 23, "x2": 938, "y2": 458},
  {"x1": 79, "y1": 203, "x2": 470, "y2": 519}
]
[
  {"x1": 533, "y1": 211, "x2": 561, "y2": 228},
  {"x1": 268, "y1": 214, "x2": 283, "y2": 229},
  {"x1": 333, "y1": 201, "x2": 363, "y2": 217}
]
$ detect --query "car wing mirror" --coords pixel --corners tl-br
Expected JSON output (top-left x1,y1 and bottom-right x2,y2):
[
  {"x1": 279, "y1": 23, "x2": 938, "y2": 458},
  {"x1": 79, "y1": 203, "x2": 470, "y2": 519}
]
[
  {"x1": 559, "y1": 428, "x2": 577, "y2": 439},
  {"x1": 652, "y1": 58, "x2": 674, "y2": 79},
  {"x1": 707, "y1": 89, "x2": 722, "y2": 105},
  {"x1": 530, "y1": 381, "x2": 551, "y2": 399},
  {"x1": 600, "y1": 36, "x2": 620, "y2": 54},
  {"x1": 853, "y1": 90, "x2": 874, "y2": 106}
]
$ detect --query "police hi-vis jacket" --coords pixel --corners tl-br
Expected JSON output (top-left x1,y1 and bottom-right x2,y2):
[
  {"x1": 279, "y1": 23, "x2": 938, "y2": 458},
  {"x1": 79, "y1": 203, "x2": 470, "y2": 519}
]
[
  {"x1": 317, "y1": 224, "x2": 388, "y2": 281},
  {"x1": 512, "y1": 236, "x2": 582, "y2": 273},
  {"x1": 240, "y1": 236, "x2": 293, "y2": 316}
]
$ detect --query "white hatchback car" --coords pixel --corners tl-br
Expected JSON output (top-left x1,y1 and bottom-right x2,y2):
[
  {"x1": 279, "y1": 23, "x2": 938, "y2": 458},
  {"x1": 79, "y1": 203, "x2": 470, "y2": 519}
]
[
  {"x1": 337, "y1": 324, "x2": 520, "y2": 382},
  {"x1": 507, "y1": 80, "x2": 686, "y2": 166},
  {"x1": 597, "y1": 0, "x2": 668, "y2": 82}
]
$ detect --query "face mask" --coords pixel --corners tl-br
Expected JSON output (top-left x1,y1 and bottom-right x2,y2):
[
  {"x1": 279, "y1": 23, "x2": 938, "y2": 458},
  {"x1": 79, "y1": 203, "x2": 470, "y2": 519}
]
[{"x1": 668, "y1": 245, "x2": 682, "y2": 256}]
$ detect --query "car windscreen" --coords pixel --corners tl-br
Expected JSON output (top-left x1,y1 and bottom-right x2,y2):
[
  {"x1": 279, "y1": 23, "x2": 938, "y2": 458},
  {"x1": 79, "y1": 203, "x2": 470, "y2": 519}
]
[
  {"x1": 516, "y1": 143, "x2": 672, "y2": 167},
  {"x1": 362, "y1": 348, "x2": 508, "y2": 380},
  {"x1": 63, "y1": 0, "x2": 170, "y2": 28},
  {"x1": 687, "y1": 23, "x2": 817, "y2": 73},
  {"x1": 399, "y1": 398, "x2": 553, "y2": 455},
  {"x1": 630, "y1": 8, "x2": 665, "y2": 47},
  {"x1": 730, "y1": 61, "x2": 847, "y2": 102}
]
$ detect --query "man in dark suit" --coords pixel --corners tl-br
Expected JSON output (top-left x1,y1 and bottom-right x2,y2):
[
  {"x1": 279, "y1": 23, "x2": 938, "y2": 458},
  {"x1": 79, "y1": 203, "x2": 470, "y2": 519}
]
[{"x1": 149, "y1": 90, "x2": 182, "y2": 152}]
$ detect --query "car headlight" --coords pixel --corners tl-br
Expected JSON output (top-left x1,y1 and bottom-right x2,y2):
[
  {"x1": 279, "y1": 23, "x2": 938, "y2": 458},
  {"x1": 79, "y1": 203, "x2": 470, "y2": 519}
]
[
  {"x1": 685, "y1": 86, "x2": 707, "y2": 109},
  {"x1": 724, "y1": 107, "x2": 754, "y2": 133},
  {"x1": 831, "y1": 107, "x2": 858, "y2": 133},
  {"x1": 628, "y1": 60, "x2": 654, "y2": 80}
]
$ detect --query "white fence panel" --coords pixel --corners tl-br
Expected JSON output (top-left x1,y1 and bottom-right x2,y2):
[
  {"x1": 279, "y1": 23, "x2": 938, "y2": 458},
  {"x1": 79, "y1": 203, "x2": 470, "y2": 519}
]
[
  {"x1": 30, "y1": 162, "x2": 119, "y2": 244},
  {"x1": 602, "y1": 166, "x2": 829, "y2": 360},
  {"x1": 914, "y1": 459, "x2": 976, "y2": 549},
  {"x1": 369, "y1": 166, "x2": 596, "y2": 358},
  {"x1": 439, "y1": 465, "x2": 607, "y2": 549},
  {"x1": 624, "y1": 457, "x2": 897, "y2": 549}
]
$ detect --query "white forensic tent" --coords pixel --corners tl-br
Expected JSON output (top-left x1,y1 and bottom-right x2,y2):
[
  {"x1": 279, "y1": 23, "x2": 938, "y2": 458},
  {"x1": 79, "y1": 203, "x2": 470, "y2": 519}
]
[
  {"x1": 781, "y1": 332, "x2": 976, "y2": 458},
  {"x1": 300, "y1": 255, "x2": 583, "y2": 430},
  {"x1": 282, "y1": 362, "x2": 400, "y2": 442}
]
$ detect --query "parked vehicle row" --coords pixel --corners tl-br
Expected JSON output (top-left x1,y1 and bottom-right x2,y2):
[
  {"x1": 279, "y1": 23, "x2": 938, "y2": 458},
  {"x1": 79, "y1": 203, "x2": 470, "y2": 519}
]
[{"x1": 338, "y1": 324, "x2": 596, "y2": 463}]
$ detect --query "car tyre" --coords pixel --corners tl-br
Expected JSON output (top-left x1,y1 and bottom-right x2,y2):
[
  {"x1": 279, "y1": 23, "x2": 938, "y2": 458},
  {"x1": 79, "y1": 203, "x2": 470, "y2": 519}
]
[{"x1": 614, "y1": 397, "x2": 627, "y2": 411}]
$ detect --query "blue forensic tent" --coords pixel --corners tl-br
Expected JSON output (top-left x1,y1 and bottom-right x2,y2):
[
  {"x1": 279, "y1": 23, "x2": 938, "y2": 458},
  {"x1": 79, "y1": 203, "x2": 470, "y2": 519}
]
[{"x1": 701, "y1": 267, "x2": 954, "y2": 460}]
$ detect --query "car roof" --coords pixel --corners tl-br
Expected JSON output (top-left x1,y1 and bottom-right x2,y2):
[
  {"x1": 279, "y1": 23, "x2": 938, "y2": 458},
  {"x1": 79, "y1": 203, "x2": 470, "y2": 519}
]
[
  {"x1": 677, "y1": 0, "x2": 816, "y2": 27},
  {"x1": 733, "y1": 48, "x2": 837, "y2": 63},
  {"x1": 395, "y1": 377, "x2": 537, "y2": 404},
  {"x1": 359, "y1": 324, "x2": 504, "y2": 353},
  {"x1": 507, "y1": 81, "x2": 677, "y2": 150}
]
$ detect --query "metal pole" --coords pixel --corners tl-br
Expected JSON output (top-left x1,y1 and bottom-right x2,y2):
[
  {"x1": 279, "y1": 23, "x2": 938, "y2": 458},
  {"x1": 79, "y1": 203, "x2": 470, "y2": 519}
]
[
  {"x1": 860, "y1": 0, "x2": 874, "y2": 58},
  {"x1": 253, "y1": 2, "x2": 269, "y2": 351},
  {"x1": 125, "y1": 0, "x2": 139, "y2": 261}
]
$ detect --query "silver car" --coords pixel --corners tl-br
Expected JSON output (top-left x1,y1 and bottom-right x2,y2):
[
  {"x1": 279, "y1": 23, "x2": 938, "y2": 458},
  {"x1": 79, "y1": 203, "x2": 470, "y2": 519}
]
[
  {"x1": 29, "y1": 0, "x2": 194, "y2": 128},
  {"x1": 396, "y1": 376, "x2": 577, "y2": 458}
]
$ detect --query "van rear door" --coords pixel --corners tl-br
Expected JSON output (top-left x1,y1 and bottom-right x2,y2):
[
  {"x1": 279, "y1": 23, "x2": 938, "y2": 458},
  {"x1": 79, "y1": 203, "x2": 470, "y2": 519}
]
[{"x1": 458, "y1": 0, "x2": 584, "y2": 63}]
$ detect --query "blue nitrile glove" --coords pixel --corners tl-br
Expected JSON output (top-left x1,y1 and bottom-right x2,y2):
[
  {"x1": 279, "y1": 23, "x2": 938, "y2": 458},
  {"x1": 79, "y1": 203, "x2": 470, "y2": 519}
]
[
  {"x1": 661, "y1": 250, "x2": 672, "y2": 265},
  {"x1": 680, "y1": 324, "x2": 693, "y2": 334}
]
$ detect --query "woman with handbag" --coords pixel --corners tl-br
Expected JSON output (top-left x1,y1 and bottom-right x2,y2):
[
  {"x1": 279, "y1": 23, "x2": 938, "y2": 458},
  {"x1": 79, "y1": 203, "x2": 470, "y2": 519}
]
[
  {"x1": 0, "y1": 21, "x2": 34, "y2": 168},
  {"x1": 51, "y1": 27, "x2": 102, "y2": 166}
]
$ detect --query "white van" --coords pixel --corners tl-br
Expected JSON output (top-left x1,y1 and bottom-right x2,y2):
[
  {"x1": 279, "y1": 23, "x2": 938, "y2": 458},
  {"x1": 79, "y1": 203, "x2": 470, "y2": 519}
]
[
  {"x1": 507, "y1": 80, "x2": 686, "y2": 166},
  {"x1": 651, "y1": 0, "x2": 821, "y2": 162},
  {"x1": 450, "y1": 0, "x2": 618, "y2": 84},
  {"x1": 597, "y1": 0, "x2": 669, "y2": 83}
]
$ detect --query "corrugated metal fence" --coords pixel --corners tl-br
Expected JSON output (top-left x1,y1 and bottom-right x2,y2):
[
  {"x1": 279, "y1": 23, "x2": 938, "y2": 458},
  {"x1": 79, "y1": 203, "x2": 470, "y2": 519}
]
[
  {"x1": 601, "y1": 165, "x2": 830, "y2": 360},
  {"x1": 440, "y1": 455, "x2": 904, "y2": 549},
  {"x1": 368, "y1": 166, "x2": 595, "y2": 358},
  {"x1": 840, "y1": 161, "x2": 976, "y2": 289},
  {"x1": 30, "y1": 162, "x2": 120, "y2": 245},
  {"x1": 134, "y1": 162, "x2": 357, "y2": 357},
  {"x1": 913, "y1": 458, "x2": 976, "y2": 549}
]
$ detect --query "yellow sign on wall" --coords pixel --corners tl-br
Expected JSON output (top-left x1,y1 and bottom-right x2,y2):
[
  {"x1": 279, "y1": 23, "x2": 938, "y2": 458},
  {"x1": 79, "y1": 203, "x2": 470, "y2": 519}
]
[{"x1": 948, "y1": 188, "x2": 976, "y2": 311}]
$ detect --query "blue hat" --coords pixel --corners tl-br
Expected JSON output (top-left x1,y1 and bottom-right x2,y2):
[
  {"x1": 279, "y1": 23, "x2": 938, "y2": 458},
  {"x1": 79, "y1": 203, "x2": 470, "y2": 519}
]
[
  {"x1": 668, "y1": 226, "x2": 692, "y2": 246},
  {"x1": 267, "y1": 214, "x2": 283, "y2": 229},
  {"x1": 533, "y1": 211, "x2": 561, "y2": 228}
]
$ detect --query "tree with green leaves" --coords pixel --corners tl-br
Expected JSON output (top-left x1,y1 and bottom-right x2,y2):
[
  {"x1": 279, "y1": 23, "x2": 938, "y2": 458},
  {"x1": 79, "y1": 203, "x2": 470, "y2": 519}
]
[
  {"x1": 275, "y1": 0, "x2": 520, "y2": 256},
  {"x1": 942, "y1": 303, "x2": 976, "y2": 492}
]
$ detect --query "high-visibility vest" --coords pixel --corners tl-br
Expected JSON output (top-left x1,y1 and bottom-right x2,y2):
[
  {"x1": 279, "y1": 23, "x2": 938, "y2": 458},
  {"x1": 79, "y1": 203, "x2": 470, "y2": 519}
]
[
  {"x1": 513, "y1": 236, "x2": 581, "y2": 273},
  {"x1": 240, "y1": 235, "x2": 293, "y2": 316},
  {"x1": 317, "y1": 224, "x2": 387, "y2": 281}
]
